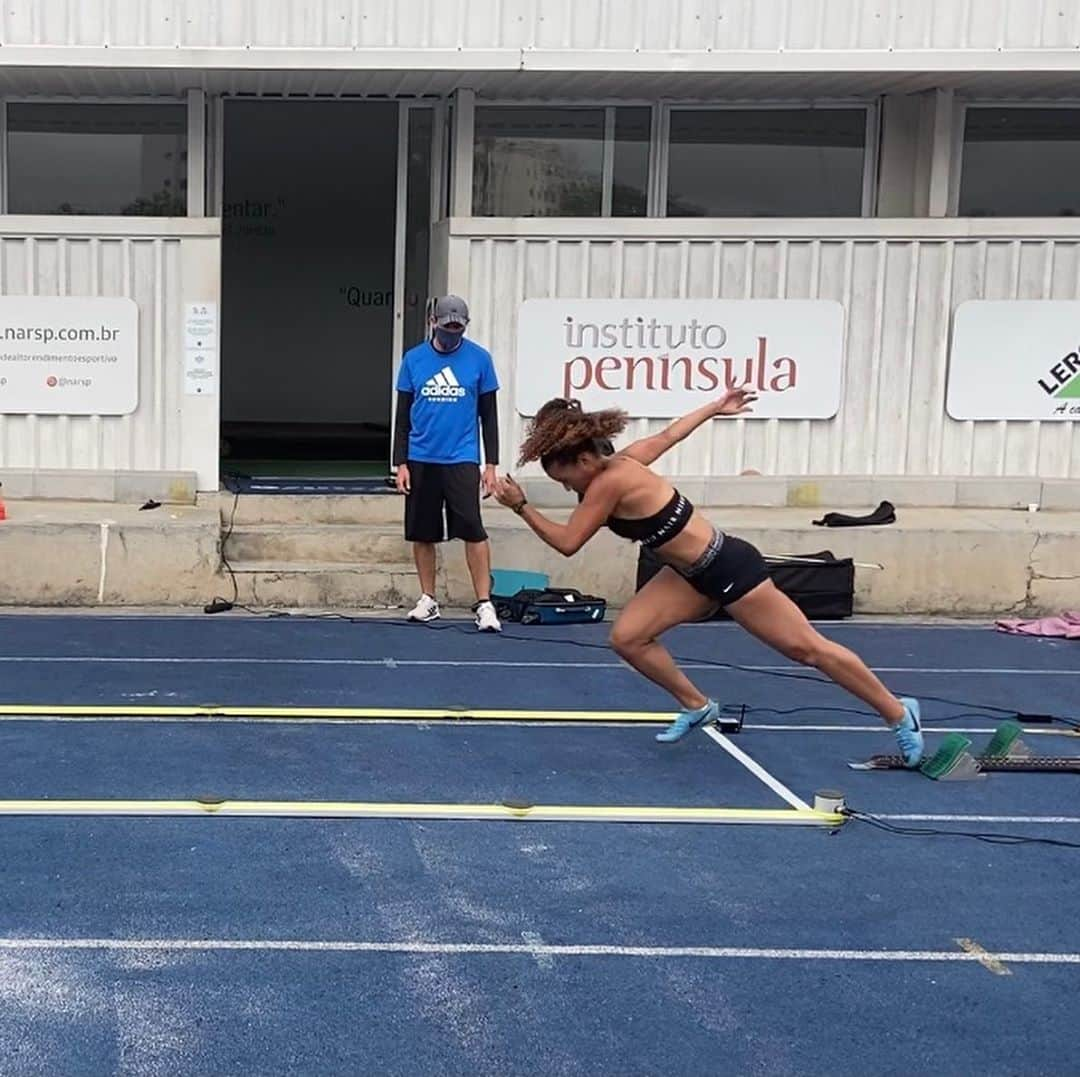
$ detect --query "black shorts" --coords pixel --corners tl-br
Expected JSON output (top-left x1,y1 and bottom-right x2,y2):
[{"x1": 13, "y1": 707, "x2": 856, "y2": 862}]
[
  {"x1": 681, "y1": 533, "x2": 770, "y2": 606},
  {"x1": 404, "y1": 461, "x2": 487, "y2": 544}
]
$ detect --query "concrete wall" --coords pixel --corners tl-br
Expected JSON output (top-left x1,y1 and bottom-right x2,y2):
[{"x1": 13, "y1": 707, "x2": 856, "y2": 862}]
[
  {"x1": 3, "y1": 0, "x2": 1077, "y2": 56},
  {"x1": 446, "y1": 217, "x2": 1080, "y2": 481},
  {"x1": 0, "y1": 217, "x2": 220, "y2": 491}
]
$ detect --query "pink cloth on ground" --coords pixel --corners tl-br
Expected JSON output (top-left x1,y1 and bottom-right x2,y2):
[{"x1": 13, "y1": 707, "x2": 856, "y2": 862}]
[{"x1": 995, "y1": 611, "x2": 1080, "y2": 638}]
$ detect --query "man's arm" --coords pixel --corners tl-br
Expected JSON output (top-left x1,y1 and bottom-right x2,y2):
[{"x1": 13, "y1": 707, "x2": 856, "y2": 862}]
[
  {"x1": 478, "y1": 390, "x2": 499, "y2": 466},
  {"x1": 495, "y1": 474, "x2": 619, "y2": 557},
  {"x1": 477, "y1": 350, "x2": 501, "y2": 495},
  {"x1": 620, "y1": 388, "x2": 757, "y2": 466},
  {"x1": 392, "y1": 390, "x2": 414, "y2": 468}
]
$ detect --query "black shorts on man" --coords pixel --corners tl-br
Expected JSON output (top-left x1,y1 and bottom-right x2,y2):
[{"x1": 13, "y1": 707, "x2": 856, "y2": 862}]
[{"x1": 404, "y1": 461, "x2": 487, "y2": 544}]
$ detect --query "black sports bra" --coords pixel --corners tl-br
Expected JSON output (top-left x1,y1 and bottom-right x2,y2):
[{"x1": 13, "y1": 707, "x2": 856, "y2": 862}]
[{"x1": 607, "y1": 489, "x2": 693, "y2": 549}]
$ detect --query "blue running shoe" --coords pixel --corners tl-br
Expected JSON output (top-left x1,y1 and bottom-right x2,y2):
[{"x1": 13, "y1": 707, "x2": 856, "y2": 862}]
[
  {"x1": 894, "y1": 697, "x2": 924, "y2": 768},
  {"x1": 656, "y1": 700, "x2": 719, "y2": 743}
]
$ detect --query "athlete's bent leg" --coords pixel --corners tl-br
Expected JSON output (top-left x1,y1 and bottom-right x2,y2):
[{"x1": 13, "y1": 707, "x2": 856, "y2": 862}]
[
  {"x1": 725, "y1": 579, "x2": 923, "y2": 765},
  {"x1": 725, "y1": 579, "x2": 902, "y2": 720},
  {"x1": 609, "y1": 567, "x2": 716, "y2": 711}
]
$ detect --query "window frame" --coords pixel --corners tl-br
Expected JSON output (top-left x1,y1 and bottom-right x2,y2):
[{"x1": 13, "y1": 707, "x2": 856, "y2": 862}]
[
  {"x1": 657, "y1": 99, "x2": 879, "y2": 219},
  {"x1": 951, "y1": 98, "x2": 1080, "y2": 218},
  {"x1": 471, "y1": 101, "x2": 648, "y2": 219},
  {"x1": 471, "y1": 97, "x2": 879, "y2": 219},
  {"x1": 2, "y1": 95, "x2": 193, "y2": 217}
]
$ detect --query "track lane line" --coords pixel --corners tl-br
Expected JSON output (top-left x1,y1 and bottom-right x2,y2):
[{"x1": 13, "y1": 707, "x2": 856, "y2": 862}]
[{"x1": 702, "y1": 727, "x2": 811, "y2": 811}]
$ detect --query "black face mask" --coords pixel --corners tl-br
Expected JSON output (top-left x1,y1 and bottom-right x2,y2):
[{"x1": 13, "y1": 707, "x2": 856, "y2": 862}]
[{"x1": 434, "y1": 327, "x2": 464, "y2": 351}]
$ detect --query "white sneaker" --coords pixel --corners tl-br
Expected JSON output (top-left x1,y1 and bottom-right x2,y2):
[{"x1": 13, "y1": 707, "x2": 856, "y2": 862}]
[
  {"x1": 475, "y1": 600, "x2": 502, "y2": 633},
  {"x1": 406, "y1": 594, "x2": 440, "y2": 623}
]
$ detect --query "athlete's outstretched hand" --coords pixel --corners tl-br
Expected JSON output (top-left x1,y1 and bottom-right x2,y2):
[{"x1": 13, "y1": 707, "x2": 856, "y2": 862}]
[
  {"x1": 494, "y1": 475, "x2": 526, "y2": 511},
  {"x1": 713, "y1": 388, "x2": 758, "y2": 416}
]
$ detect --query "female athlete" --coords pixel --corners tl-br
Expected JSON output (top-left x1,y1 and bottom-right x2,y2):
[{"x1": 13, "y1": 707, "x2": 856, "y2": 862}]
[{"x1": 493, "y1": 393, "x2": 923, "y2": 764}]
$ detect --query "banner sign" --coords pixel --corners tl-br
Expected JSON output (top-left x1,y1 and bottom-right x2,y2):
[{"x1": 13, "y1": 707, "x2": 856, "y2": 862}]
[
  {"x1": 515, "y1": 299, "x2": 844, "y2": 419},
  {"x1": 948, "y1": 300, "x2": 1080, "y2": 421},
  {"x1": 0, "y1": 296, "x2": 138, "y2": 415}
]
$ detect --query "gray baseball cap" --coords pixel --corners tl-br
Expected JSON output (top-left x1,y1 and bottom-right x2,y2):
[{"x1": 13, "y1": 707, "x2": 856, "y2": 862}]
[{"x1": 433, "y1": 294, "x2": 470, "y2": 327}]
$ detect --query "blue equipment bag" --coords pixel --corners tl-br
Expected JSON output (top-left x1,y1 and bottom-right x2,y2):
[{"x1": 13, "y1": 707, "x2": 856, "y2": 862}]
[{"x1": 494, "y1": 587, "x2": 607, "y2": 625}]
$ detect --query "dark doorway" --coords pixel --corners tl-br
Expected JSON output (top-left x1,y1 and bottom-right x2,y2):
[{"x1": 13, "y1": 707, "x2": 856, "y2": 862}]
[{"x1": 220, "y1": 100, "x2": 398, "y2": 477}]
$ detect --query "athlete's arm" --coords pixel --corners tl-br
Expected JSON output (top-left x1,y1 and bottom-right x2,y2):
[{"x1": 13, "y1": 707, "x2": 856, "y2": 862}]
[
  {"x1": 620, "y1": 389, "x2": 757, "y2": 465},
  {"x1": 495, "y1": 473, "x2": 621, "y2": 557}
]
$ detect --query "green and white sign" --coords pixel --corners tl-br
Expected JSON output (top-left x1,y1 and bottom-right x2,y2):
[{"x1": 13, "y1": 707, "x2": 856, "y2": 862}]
[{"x1": 948, "y1": 300, "x2": 1080, "y2": 420}]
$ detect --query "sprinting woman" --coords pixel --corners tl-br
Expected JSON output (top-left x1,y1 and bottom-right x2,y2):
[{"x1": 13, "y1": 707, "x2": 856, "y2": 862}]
[{"x1": 493, "y1": 393, "x2": 923, "y2": 763}]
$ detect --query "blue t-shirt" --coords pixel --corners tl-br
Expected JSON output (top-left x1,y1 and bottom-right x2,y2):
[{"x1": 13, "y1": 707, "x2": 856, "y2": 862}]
[{"x1": 396, "y1": 338, "x2": 499, "y2": 464}]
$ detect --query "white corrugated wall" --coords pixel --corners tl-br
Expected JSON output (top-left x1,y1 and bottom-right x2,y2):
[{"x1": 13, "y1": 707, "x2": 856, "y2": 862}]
[
  {"x1": 445, "y1": 220, "x2": 1080, "y2": 480},
  {"x1": 0, "y1": 219, "x2": 220, "y2": 488},
  {"x1": 3, "y1": 0, "x2": 1077, "y2": 52}
]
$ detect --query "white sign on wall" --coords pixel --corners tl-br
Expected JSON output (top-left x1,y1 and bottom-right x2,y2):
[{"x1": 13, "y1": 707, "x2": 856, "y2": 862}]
[
  {"x1": 948, "y1": 301, "x2": 1080, "y2": 421},
  {"x1": 184, "y1": 302, "x2": 218, "y2": 397},
  {"x1": 0, "y1": 296, "x2": 138, "y2": 415},
  {"x1": 515, "y1": 299, "x2": 845, "y2": 419}
]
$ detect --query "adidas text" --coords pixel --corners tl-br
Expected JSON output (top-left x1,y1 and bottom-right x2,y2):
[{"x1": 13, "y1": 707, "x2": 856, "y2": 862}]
[{"x1": 421, "y1": 366, "x2": 467, "y2": 401}]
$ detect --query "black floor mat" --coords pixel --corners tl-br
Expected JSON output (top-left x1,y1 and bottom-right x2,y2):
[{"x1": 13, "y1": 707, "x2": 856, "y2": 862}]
[{"x1": 221, "y1": 472, "x2": 397, "y2": 495}]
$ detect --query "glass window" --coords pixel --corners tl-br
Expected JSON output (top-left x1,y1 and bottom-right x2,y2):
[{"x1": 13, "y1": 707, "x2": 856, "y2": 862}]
[
  {"x1": 7, "y1": 103, "x2": 188, "y2": 216},
  {"x1": 666, "y1": 108, "x2": 867, "y2": 217},
  {"x1": 612, "y1": 107, "x2": 651, "y2": 217},
  {"x1": 473, "y1": 107, "x2": 606, "y2": 217},
  {"x1": 959, "y1": 107, "x2": 1080, "y2": 217},
  {"x1": 404, "y1": 108, "x2": 434, "y2": 349}
]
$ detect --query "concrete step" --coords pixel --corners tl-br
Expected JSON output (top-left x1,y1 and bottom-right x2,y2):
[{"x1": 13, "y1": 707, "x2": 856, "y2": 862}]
[
  {"x1": 230, "y1": 560, "x2": 421, "y2": 609},
  {"x1": 214, "y1": 493, "x2": 405, "y2": 527},
  {"x1": 226, "y1": 525, "x2": 412, "y2": 565},
  {"x1": 2, "y1": 499, "x2": 1079, "y2": 614},
  {"x1": 220, "y1": 507, "x2": 1080, "y2": 615}
]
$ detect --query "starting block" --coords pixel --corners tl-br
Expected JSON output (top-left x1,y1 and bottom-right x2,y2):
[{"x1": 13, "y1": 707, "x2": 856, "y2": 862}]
[{"x1": 849, "y1": 721, "x2": 1080, "y2": 781}]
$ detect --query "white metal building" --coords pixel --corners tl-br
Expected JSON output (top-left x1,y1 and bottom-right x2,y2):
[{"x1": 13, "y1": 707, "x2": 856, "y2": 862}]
[{"x1": 2, "y1": 0, "x2": 1080, "y2": 494}]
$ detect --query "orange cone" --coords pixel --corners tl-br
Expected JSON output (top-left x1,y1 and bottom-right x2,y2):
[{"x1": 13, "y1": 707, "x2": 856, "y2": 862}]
[{"x1": 0, "y1": 484, "x2": 6, "y2": 521}]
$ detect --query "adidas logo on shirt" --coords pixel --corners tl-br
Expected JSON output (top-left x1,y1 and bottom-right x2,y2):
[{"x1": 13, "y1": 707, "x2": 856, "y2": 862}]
[{"x1": 420, "y1": 366, "x2": 467, "y2": 401}]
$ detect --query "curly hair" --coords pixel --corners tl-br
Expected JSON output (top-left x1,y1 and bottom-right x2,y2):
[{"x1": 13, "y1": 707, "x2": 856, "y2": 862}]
[{"x1": 517, "y1": 398, "x2": 629, "y2": 468}]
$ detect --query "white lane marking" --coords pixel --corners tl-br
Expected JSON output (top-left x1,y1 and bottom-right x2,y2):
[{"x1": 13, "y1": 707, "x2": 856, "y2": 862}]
[
  {"x1": 702, "y1": 727, "x2": 811, "y2": 812},
  {"x1": 0, "y1": 617, "x2": 1020, "y2": 632},
  {"x1": 0, "y1": 716, "x2": 1069, "y2": 739},
  {"x1": 0, "y1": 656, "x2": 1077, "y2": 676},
  {"x1": 871, "y1": 814, "x2": 1080, "y2": 825},
  {"x1": 0, "y1": 937, "x2": 1075, "y2": 965},
  {"x1": 744, "y1": 724, "x2": 1068, "y2": 736}
]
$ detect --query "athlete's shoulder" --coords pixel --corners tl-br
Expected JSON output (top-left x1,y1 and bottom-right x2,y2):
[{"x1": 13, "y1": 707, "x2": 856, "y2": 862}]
[
  {"x1": 591, "y1": 454, "x2": 640, "y2": 491},
  {"x1": 608, "y1": 452, "x2": 649, "y2": 475}
]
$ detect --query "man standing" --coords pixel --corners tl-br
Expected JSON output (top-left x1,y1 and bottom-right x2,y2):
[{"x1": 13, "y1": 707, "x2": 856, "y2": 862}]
[{"x1": 393, "y1": 295, "x2": 501, "y2": 631}]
